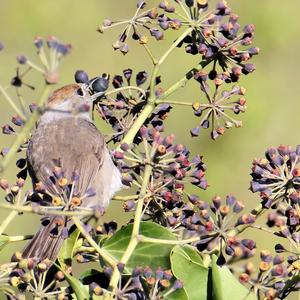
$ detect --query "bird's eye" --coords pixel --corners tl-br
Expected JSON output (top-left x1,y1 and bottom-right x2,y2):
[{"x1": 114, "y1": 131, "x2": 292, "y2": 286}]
[{"x1": 76, "y1": 87, "x2": 84, "y2": 97}]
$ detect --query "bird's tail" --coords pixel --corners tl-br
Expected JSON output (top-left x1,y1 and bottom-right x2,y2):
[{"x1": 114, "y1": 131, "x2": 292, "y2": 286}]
[{"x1": 21, "y1": 217, "x2": 67, "y2": 262}]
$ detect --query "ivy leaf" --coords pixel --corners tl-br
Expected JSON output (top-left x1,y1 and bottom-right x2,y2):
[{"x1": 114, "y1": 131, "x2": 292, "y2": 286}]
[
  {"x1": 103, "y1": 221, "x2": 176, "y2": 270},
  {"x1": 170, "y1": 245, "x2": 208, "y2": 300},
  {"x1": 58, "y1": 229, "x2": 81, "y2": 269},
  {"x1": 79, "y1": 268, "x2": 110, "y2": 290},
  {"x1": 79, "y1": 269, "x2": 102, "y2": 282},
  {"x1": 0, "y1": 235, "x2": 10, "y2": 252},
  {"x1": 211, "y1": 255, "x2": 256, "y2": 300},
  {"x1": 165, "y1": 286, "x2": 188, "y2": 300},
  {"x1": 55, "y1": 263, "x2": 90, "y2": 300}
]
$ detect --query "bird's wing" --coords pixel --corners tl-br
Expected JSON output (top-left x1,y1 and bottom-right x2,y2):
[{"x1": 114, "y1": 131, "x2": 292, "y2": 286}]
[{"x1": 27, "y1": 117, "x2": 106, "y2": 201}]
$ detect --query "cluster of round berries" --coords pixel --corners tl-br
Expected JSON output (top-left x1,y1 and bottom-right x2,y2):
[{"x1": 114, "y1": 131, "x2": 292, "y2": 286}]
[
  {"x1": 16, "y1": 36, "x2": 71, "y2": 85},
  {"x1": 238, "y1": 250, "x2": 300, "y2": 300}
]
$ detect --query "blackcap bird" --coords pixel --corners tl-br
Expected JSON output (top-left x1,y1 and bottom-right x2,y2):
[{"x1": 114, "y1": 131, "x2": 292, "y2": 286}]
[{"x1": 23, "y1": 83, "x2": 122, "y2": 262}]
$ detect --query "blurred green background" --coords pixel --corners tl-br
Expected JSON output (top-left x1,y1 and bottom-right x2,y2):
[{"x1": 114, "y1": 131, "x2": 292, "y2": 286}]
[{"x1": 0, "y1": 1, "x2": 299, "y2": 299}]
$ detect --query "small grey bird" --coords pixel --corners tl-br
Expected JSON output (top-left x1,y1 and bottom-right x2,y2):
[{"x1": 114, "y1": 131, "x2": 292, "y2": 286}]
[{"x1": 23, "y1": 83, "x2": 122, "y2": 262}]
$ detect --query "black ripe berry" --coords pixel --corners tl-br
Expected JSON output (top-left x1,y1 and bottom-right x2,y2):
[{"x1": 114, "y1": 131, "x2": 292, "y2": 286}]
[
  {"x1": 92, "y1": 77, "x2": 109, "y2": 93},
  {"x1": 74, "y1": 70, "x2": 89, "y2": 83}
]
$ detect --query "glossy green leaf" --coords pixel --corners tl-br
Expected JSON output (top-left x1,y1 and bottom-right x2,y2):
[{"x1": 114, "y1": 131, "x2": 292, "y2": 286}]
[
  {"x1": 0, "y1": 235, "x2": 10, "y2": 252},
  {"x1": 171, "y1": 245, "x2": 208, "y2": 300},
  {"x1": 103, "y1": 222, "x2": 176, "y2": 270},
  {"x1": 58, "y1": 229, "x2": 81, "y2": 268},
  {"x1": 79, "y1": 268, "x2": 101, "y2": 281},
  {"x1": 165, "y1": 285, "x2": 188, "y2": 300},
  {"x1": 211, "y1": 255, "x2": 256, "y2": 300},
  {"x1": 55, "y1": 263, "x2": 90, "y2": 300}
]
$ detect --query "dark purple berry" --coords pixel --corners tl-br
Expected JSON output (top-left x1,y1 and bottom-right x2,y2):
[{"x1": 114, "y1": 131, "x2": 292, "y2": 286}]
[
  {"x1": 75, "y1": 70, "x2": 89, "y2": 83},
  {"x1": 16, "y1": 55, "x2": 27, "y2": 64},
  {"x1": 92, "y1": 77, "x2": 109, "y2": 92},
  {"x1": 185, "y1": 0, "x2": 194, "y2": 7}
]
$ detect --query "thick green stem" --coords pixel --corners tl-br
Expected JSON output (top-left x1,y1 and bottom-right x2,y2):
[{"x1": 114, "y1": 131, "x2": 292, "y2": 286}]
[
  {"x1": 119, "y1": 102, "x2": 155, "y2": 147},
  {"x1": 0, "y1": 85, "x2": 27, "y2": 120},
  {"x1": 106, "y1": 30, "x2": 215, "y2": 296},
  {"x1": 72, "y1": 216, "x2": 117, "y2": 268},
  {"x1": 119, "y1": 28, "x2": 195, "y2": 148},
  {"x1": 0, "y1": 211, "x2": 18, "y2": 236},
  {"x1": 0, "y1": 187, "x2": 25, "y2": 236},
  {"x1": 0, "y1": 203, "x2": 95, "y2": 217},
  {"x1": 158, "y1": 28, "x2": 193, "y2": 66},
  {"x1": 160, "y1": 59, "x2": 212, "y2": 100},
  {"x1": 131, "y1": 165, "x2": 152, "y2": 236},
  {"x1": 112, "y1": 195, "x2": 139, "y2": 201},
  {"x1": 109, "y1": 164, "x2": 153, "y2": 291},
  {"x1": 150, "y1": 27, "x2": 193, "y2": 97},
  {"x1": 8, "y1": 235, "x2": 33, "y2": 242},
  {"x1": 137, "y1": 235, "x2": 200, "y2": 245},
  {"x1": 0, "y1": 85, "x2": 51, "y2": 174}
]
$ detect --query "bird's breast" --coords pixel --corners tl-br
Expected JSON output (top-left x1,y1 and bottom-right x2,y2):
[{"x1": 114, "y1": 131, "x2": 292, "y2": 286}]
[{"x1": 26, "y1": 117, "x2": 122, "y2": 206}]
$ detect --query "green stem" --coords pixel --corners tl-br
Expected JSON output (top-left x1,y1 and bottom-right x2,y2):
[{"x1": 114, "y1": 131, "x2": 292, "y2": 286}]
[
  {"x1": 16, "y1": 92, "x2": 27, "y2": 117},
  {"x1": 0, "y1": 85, "x2": 51, "y2": 174},
  {"x1": 142, "y1": 44, "x2": 158, "y2": 65},
  {"x1": 105, "y1": 86, "x2": 146, "y2": 98},
  {"x1": 37, "y1": 48, "x2": 49, "y2": 70},
  {"x1": 119, "y1": 102, "x2": 155, "y2": 147},
  {"x1": 155, "y1": 99, "x2": 192, "y2": 106},
  {"x1": 177, "y1": 0, "x2": 192, "y2": 20},
  {"x1": 228, "y1": 203, "x2": 265, "y2": 236},
  {"x1": 119, "y1": 28, "x2": 195, "y2": 148},
  {"x1": 26, "y1": 60, "x2": 45, "y2": 74},
  {"x1": 160, "y1": 59, "x2": 212, "y2": 100},
  {"x1": 150, "y1": 27, "x2": 193, "y2": 97},
  {"x1": 132, "y1": 165, "x2": 152, "y2": 235},
  {"x1": 112, "y1": 195, "x2": 139, "y2": 201},
  {"x1": 137, "y1": 235, "x2": 200, "y2": 245},
  {"x1": 0, "y1": 203, "x2": 94, "y2": 217},
  {"x1": 8, "y1": 235, "x2": 33, "y2": 242},
  {"x1": 279, "y1": 270, "x2": 300, "y2": 299},
  {"x1": 72, "y1": 216, "x2": 117, "y2": 268},
  {"x1": 75, "y1": 246, "x2": 95, "y2": 254},
  {"x1": 0, "y1": 211, "x2": 18, "y2": 236},
  {"x1": 109, "y1": 164, "x2": 153, "y2": 291},
  {"x1": 0, "y1": 85, "x2": 27, "y2": 120},
  {"x1": 0, "y1": 190, "x2": 25, "y2": 236},
  {"x1": 158, "y1": 27, "x2": 193, "y2": 66},
  {"x1": 0, "y1": 286, "x2": 15, "y2": 297}
]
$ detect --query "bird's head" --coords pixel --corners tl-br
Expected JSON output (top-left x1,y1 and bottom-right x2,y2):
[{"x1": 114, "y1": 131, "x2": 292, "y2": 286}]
[
  {"x1": 40, "y1": 81, "x2": 103, "y2": 124},
  {"x1": 46, "y1": 83, "x2": 90, "y2": 112}
]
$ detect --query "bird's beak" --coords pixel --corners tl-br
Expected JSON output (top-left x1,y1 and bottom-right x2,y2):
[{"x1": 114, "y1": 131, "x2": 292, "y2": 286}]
[{"x1": 90, "y1": 91, "x2": 106, "y2": 104}]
